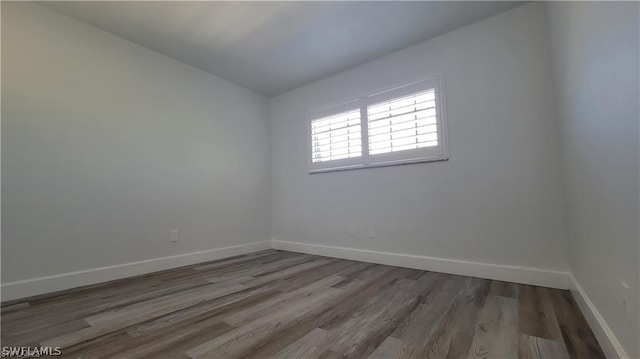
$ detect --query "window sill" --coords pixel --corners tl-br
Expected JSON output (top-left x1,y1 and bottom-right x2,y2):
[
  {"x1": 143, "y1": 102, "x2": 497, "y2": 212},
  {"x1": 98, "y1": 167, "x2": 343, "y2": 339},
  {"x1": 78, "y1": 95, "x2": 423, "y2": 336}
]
[{"x1": 309, "y1": 154, "x2": 449, "y2": 174}]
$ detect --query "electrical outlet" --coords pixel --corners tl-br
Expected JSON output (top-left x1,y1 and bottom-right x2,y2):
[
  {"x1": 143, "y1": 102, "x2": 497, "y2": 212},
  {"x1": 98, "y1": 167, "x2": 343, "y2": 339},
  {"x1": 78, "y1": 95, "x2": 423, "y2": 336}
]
[
  {"x1": 368, "y1": 225, "x2": 375, "y2": 238},
  {"x1": 170, "y1": 230, "x2": 179, "y2": 242},
  {"x1": 621, "y1": 282, "x2": 631, "y2": 321}
]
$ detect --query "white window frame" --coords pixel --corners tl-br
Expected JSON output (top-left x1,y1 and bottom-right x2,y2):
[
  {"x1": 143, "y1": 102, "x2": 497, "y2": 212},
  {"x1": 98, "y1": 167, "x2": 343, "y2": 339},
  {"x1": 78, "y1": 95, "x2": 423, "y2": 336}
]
[{"x1": 308, "y1": 76, "x2": 449, "y2": 173}]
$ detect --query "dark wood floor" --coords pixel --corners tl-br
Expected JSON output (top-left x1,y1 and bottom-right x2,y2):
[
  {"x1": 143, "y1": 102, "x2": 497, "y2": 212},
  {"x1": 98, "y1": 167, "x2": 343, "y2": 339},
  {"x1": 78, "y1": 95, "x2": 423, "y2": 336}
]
[{"x1": 1, "y1": 250, "x2": 604, "y2": 359}]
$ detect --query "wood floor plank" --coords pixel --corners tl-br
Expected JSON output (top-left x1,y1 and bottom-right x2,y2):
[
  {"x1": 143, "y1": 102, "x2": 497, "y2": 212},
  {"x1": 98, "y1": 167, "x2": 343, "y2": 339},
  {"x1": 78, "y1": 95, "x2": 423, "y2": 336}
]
[
  {"x1": 392, "y1": 274, "x2": 465, "y2": 358},
  {"x1": 367, "y1": 336, "x2": 403, "y2": 359},
  {"x1": 224, "y1": 275, "x2": 344, "y2": 327},
  {"x1": 193, "y1": 251, "x2": 298, "y2": 272},
  {"x1": 191, "y1": 250, "x2": 285, "y2": 271},
  {"x1": 0, "y1": 302, "x2": 29, "y2": 312},
  {"x1": 58, "y1": 330, "x2": 136, "y2": 359},
  {"x1": 125, "y1": 289, "x2": 281, "y2": 337},
  {"x1": 1, "y1": 279, "x2": 178, "y2": 324},
  {"x1": 546, "y1": 288, "x2": 606, "y2": 359},
  {"x1": 252, "y1": 254, "x2": 319, "y2": 277},
  {"x1": 327, "y1": 264, "x2": 394, "y2": 293},
  {"x1": 110, "y1": 319, "x2": 235, "y2": 358},
  {"x1": 240, "y1": 258, "x2": 334, "y2": 288},
  {"x1": 1, "y1": 318, "x2": 90, "y2": 347},
  {"x1": 325, "y1": 279, "x2": 422, "y2": 358},
  {"x1": 518, "y1": 285, "x2": 562, "y2": 340},
  {"x1": 519, "y1": 334, "x2": 570, "y2": 359},
  {"x1": 275, "y1": 260, "x2": 357, "y2": 292},
  {"x1": 206, "y1": 254, "x2": 317, "y2": 284},
  {"x1": 43, "y1": 281, "x2": 247, "y2": 348},
  {"x1": 0, "y1": 250, "x2": 605, "y2": 359},
  {"x1": 274, "y1": 328, "x2": 329, "y2": 359},
  {"x1": 238, "y1": 267, "x2": 409, "y2": 359},
  {"x1": 489, "y1": 280, "x2": 518, "y2": 299},
  {"x1": 330, "y1": 262, "x2": 375, "y2": 289},
  {"x1": 467, "y1": 295, "x2": 517, "y2": 359},
  {"x1": 63, "y1": 311, "x2": 236, "y2": 359},
  {"x1": 317, "y1": 350, "x2": 345, "y2": 359},
  {"x1": 86, "y1": 281, "x2": 245, "y2": 327},
  {"x1": 185, "y1": 287, "x2": 344, "y2": 358},
  {"x1": 415, "y1": 277, "x2": 491, "y2": 359}
]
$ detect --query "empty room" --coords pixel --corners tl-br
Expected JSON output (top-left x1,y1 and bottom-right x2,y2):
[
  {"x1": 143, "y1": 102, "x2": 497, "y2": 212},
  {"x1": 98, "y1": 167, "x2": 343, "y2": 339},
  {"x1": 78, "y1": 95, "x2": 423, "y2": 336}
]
[{"x1": 1, "y1": 1, "x2": 638, "y2": 358}]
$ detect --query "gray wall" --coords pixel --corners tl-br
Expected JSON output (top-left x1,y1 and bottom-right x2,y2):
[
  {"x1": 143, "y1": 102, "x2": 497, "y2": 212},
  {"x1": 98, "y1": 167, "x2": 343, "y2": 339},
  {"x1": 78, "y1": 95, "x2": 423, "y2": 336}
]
[
  {"x1": 2, "y1": 3, "x2": 271, "y2": 282},
  {"x1": 548, "y1": 2, "x2": 640, "y2": 357},
  {"x1": 270, "y1": 3, "x2": 568, "y2": 271}
]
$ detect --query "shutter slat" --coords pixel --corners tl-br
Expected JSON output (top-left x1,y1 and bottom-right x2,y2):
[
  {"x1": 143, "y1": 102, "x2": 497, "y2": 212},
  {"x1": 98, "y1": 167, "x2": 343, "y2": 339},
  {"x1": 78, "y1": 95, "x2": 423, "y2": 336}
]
[
  {"x1": 368, "y1": 107, "x2": 436, "y2": 126},
  {"x1": 313, "y1": 132, "x2": 362, "y2": 146},
  {"x1": 367, "y1": 89, "x2": 438, "y2": 155},
  {"x1": 313, "y1": 128, "x2": 362, "y2": 141},
  {"x1": 368, "y1": 102, "x2": 435, "y2": 121},
  {"x1": 368, "y1": 90, "x2": 435, "y2": 115},
  {"x1": 311, "y1": 109, "x2": 362, "y2": 163},
  {"x1": 313, "y1": 140, "x2": 362, "y2": 153},
  {"x1": 312, "y1": 122, "x2": 360, "y2": 135},
  {"x1": 368, "y1": 98, "x2": 435, "y2": 118},
  {"x1": 369, "y1": 123, "x2": 437, "y2": 136},
  {"x1": 313, "y1": 146, "x2": 363, "y2": 160},
  {"x1": 312, "y1": 111, "x2": 360, "y2": 130},
  {"x1": 369, "y1": 130, "x2": 438, "y2": 145},
  {"x1": 370, "y1": 141, "x2": 438, "y2": 155}
]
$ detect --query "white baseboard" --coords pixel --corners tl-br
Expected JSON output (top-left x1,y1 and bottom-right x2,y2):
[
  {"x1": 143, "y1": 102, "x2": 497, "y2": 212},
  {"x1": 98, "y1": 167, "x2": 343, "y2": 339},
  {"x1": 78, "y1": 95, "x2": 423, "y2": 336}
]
[
  {"x1": 569, "y1": 273, "x2": 629, "y2": 359},
  {"x1": 1, "y1": 241, "x2": 271, "y2": 302},
  {"x1": 270, "y1": 240, "x2": 569, "y2": 289}
]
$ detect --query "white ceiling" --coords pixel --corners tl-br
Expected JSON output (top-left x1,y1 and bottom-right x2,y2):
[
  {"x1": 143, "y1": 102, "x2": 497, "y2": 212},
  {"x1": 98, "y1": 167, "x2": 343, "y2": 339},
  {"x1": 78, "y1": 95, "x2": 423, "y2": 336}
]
[{"x1": 41, "y1": 1, "x2": 525, "y2": 96}]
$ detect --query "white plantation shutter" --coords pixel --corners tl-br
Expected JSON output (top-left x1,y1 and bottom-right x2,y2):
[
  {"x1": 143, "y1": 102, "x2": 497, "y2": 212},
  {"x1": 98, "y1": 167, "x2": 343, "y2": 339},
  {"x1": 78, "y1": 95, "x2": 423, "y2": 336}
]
[
  {"x1": 367, "y1": 89, "x2": 438, "y2": 155},
  {"x1": 311, "y1": 108, "x2": 362, "y2": 163},
  {"x1": 308, "y1": 77, "x2": 448, "y2": 173}
]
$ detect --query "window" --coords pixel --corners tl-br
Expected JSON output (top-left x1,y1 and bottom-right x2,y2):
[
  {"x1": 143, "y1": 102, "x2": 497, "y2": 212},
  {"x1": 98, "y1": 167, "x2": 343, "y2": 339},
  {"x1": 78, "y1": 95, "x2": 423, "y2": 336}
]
[
  {"x1": 367, "y1": 89, "x2": 437, "y2": 155},
  {"x1": 311, "y1": 108, "x2": 362, "y2": 163},
  {"x1": 308, "y1": 77, "x2": 448, "y2": 173}
]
